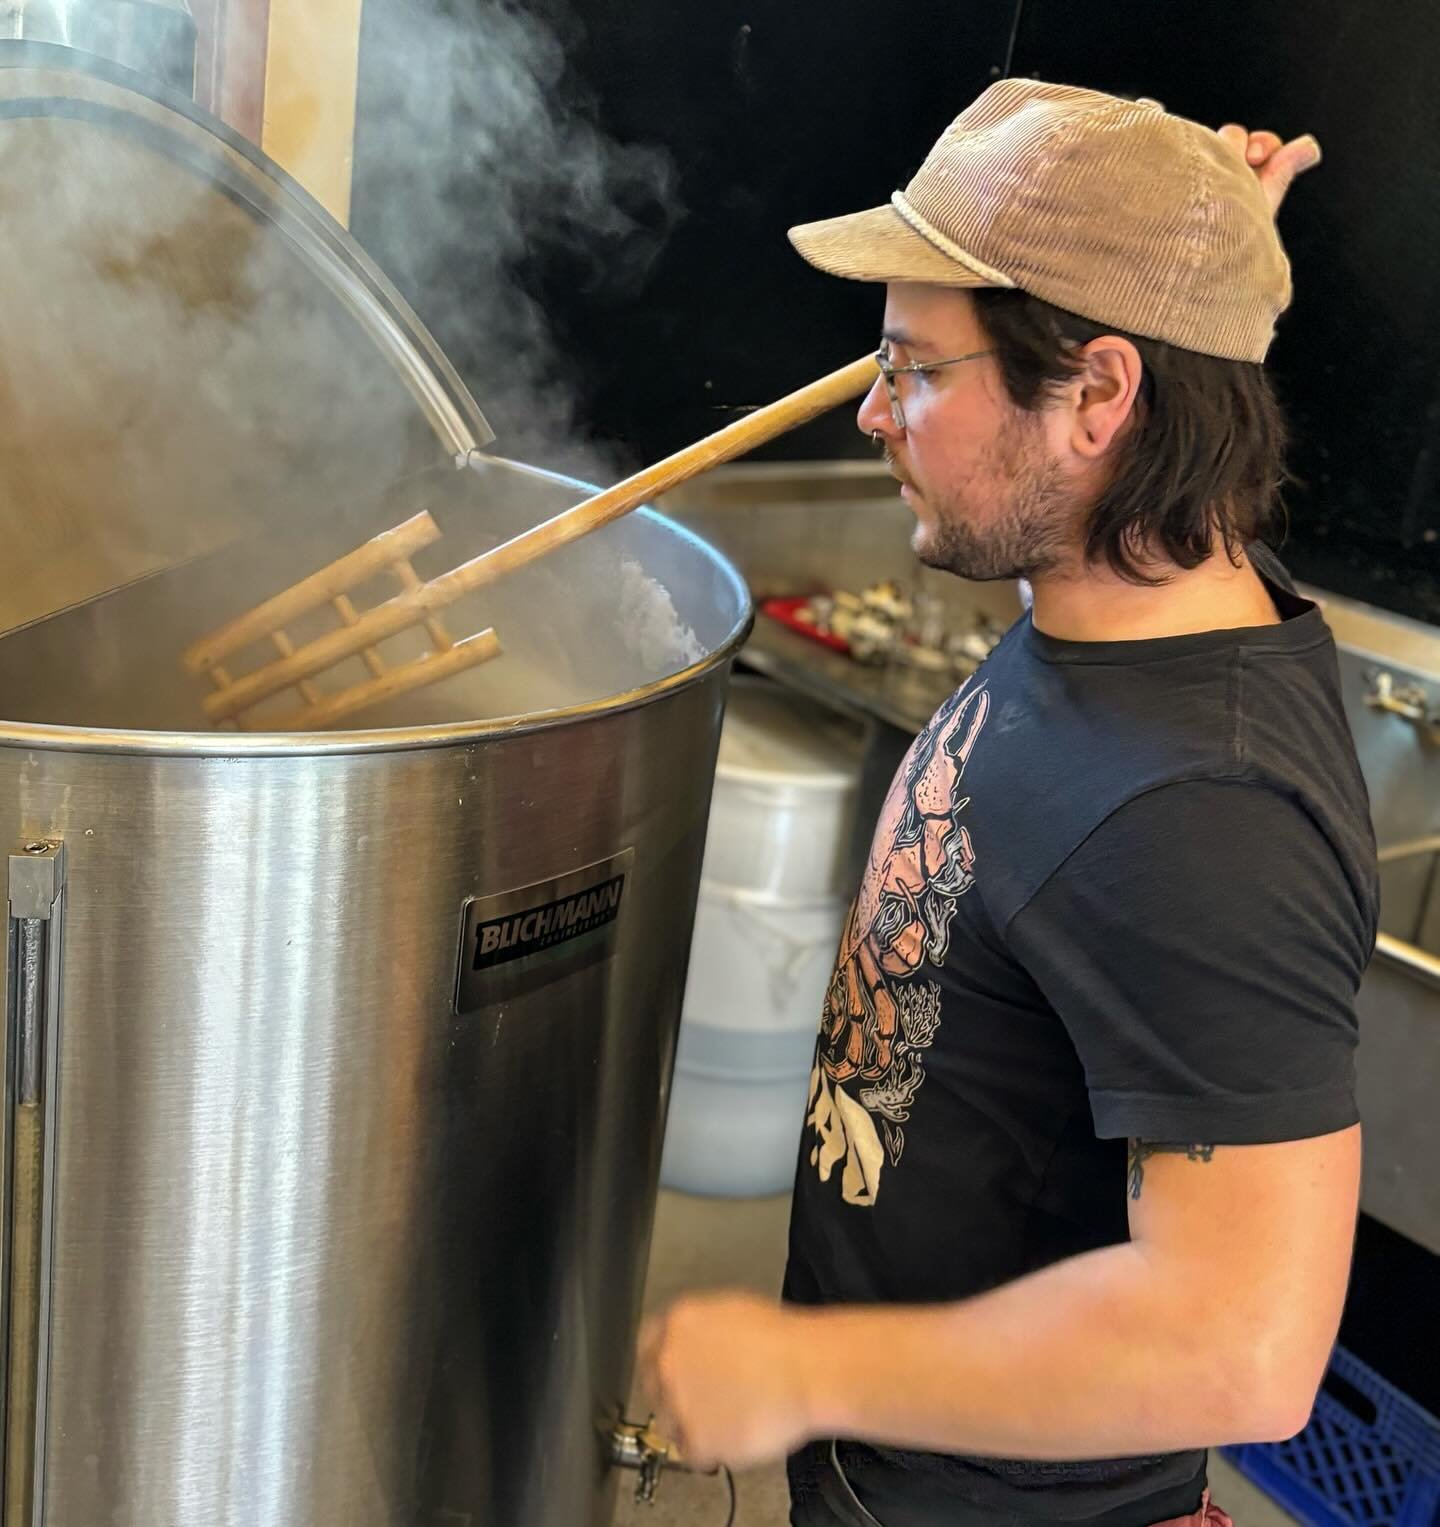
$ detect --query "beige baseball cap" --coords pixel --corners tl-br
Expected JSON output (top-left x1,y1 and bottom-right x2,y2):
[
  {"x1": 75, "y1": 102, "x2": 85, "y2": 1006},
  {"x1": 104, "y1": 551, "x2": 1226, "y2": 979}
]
[{"x1": 788, "y1": 79, "x2": 1293, "y2": 363}]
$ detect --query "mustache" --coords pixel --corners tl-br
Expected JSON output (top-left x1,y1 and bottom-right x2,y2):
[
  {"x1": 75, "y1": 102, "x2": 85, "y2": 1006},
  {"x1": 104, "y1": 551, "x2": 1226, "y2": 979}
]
[{"x1": 878, "y1": 444, "x2": 912, "y2": 488}]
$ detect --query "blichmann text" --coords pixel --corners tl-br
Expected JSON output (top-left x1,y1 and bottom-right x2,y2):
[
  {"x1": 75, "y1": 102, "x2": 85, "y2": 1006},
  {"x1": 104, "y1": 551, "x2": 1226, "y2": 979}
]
[{"x1": 471, "y1": 875, "x2": 626, "y2": 971}]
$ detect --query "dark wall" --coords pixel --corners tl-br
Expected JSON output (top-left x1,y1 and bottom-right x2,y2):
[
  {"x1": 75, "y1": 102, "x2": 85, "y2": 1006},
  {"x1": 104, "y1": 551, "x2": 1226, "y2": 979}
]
[
  {"x1": 1010, "y1": 0, "x2": 1440, "y2": 623},
  {"x1": 353, "y1": 0, "x2": 1440, "y2": 624},
  {"x1": 529, "y1": 0, "x2": 1020, "y2": 462},
  {"x1": 353, "y1": 0, "x2": 1020, "y2": 464}
]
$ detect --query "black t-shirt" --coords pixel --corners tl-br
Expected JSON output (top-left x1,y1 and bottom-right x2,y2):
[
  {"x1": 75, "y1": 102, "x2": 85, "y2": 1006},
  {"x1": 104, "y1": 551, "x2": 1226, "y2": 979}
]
[{"x1": 783, "y1": 552, "x2": 1379, "y2": 1525}]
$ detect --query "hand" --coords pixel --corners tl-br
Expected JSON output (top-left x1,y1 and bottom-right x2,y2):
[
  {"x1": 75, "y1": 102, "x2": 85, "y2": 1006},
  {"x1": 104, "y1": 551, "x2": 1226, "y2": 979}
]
[
  {"x1": 1217, "y1": 123, "x2": 1322, "y2": 216},
  {"x1": 637, "y1": 1291, "x2": 820, "y2": 1471}
]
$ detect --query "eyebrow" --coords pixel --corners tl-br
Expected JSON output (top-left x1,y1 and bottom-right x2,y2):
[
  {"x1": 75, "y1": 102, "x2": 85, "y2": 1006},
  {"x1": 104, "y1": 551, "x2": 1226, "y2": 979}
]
[{"x1": 881, "y1": 326, "x2": 935, "y2": 356}]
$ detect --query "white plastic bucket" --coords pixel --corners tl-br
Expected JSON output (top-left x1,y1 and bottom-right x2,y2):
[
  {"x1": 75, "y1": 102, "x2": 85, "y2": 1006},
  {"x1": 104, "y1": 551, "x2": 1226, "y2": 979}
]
[
  {"x1": 680, "y1": 884, "x2": 846, "y2": 1033},
  {"x1": 663, "y1": 678, "x2": 864, "y2": 1197},
  {"x1": 699, "y1": 678, "x2": 865, "y2": 898},
  {"x1": 661, "y1": 1063, "x2": 816, "y2": 1197}
]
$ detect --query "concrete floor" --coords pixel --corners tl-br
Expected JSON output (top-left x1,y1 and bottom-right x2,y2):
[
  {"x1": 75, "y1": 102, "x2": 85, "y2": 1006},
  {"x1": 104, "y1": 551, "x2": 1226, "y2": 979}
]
[{"x1": 614, "y1": 1191, "x2": 1299, "y2": 1527}]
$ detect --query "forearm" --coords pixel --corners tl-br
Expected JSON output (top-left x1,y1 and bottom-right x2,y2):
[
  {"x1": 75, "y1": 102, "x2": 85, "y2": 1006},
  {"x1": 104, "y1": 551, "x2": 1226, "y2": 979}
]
[{"x1": 799, "y1": 1240, "x2": 1307, "y2": 1459}]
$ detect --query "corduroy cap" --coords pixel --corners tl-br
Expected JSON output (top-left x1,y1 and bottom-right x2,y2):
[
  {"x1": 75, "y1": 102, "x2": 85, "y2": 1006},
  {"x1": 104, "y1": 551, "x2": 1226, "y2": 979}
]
[{"x1": 789, "y1": 79, "x2": 1292, "y2": 363}]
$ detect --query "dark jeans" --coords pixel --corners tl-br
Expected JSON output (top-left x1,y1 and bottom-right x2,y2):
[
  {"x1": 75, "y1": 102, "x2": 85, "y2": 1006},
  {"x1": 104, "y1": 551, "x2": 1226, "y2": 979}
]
[
  {"x1": 788, "y1": 1441, "x2": 885, "y2": 1526},
  {"x1": 788, "y1": 1441, "x2": 1210, "y2": 1527}
]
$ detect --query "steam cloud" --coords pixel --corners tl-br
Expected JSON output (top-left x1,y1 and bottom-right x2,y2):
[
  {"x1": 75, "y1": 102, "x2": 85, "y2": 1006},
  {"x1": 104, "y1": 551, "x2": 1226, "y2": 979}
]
[
  {"x1": 351, "y1": 0, "x2": 682, "y2": 477},
  {"x1": 0, "y1": 3, "x2": 708, "y2": 723}
]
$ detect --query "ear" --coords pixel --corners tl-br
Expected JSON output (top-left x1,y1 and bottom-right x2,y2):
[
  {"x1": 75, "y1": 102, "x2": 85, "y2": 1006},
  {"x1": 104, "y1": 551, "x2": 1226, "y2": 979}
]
[{"x1": 1066, "y1": 336, "x2": 1145, "y2": 459}]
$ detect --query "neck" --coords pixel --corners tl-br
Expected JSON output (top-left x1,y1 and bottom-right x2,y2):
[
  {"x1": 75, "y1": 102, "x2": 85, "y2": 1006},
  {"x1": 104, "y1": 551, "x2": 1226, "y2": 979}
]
[{"x1": 1028, "y1": 545, "x2": 1282, "y2": 644}]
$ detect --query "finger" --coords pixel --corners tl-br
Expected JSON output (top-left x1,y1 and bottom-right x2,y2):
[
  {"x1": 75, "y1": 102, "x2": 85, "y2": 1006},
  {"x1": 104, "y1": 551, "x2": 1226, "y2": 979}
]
[
  {"x1": 1256, "y1": 134, "x2": 1323, "y2": 214},
  {"x1": 1246, "y1": 130, "x2": 1284, "y2": 164},
  {"x1": 660, "y1": 1398, "x2": 717, "y2": 1477},
  {"x1": 679, "y1": 1437, "x2": 721, "y2": 1475},
  {"x1": 1217, "y1": 123, "x2": 1249, "y2": 155},
  {"x1": 643, "y1": 1347, "x2": 699, "y2": 1468},
  {"x1": 1276, "y1": 133, "x2": 1323, "y2": 173},
  {"x1": 651, "y1": 1394, "x2": 690, "y2": 1462}
]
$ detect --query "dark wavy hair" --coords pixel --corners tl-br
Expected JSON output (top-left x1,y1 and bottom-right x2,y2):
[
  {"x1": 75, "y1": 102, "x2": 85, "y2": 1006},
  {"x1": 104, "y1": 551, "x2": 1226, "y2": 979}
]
[{"x1": 971, "y1": 288, "x2": 1289, "y2": 584}]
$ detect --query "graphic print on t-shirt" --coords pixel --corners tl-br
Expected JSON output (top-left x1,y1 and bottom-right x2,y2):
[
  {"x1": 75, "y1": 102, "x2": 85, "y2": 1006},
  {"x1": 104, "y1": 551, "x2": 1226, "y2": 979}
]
[{"x1": 806, "y1": 679, "x2": 990, "y2": 1207}]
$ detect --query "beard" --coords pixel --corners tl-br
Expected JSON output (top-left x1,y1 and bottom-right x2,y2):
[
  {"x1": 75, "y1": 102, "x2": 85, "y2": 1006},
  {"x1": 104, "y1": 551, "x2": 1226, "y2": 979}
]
[{"x1": 886, "y1": 414, "x2": 1076, "y2": 582}]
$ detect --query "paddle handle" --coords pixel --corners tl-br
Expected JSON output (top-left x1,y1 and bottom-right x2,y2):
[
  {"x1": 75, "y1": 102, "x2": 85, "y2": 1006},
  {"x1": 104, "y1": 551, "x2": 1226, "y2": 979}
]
[{"x1": 437, "y1": 354, "x2": 879, "y2": 600}]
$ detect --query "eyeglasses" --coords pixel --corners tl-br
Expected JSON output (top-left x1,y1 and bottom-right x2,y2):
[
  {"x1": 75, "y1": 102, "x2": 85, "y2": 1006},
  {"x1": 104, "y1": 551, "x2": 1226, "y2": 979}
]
[{"x1": 873, "y1": 346, "x2": 996, "y2": 431}]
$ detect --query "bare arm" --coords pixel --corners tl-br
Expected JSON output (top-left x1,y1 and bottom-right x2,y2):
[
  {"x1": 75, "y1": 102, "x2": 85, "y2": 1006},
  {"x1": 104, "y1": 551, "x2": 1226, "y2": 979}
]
[{"x1": 643, "y1": 1125, "x2": 1360, "y2": 1469}]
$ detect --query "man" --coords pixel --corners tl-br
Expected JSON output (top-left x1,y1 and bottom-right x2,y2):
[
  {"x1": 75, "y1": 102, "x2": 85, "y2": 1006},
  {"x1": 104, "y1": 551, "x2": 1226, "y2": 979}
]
[{"x1": 641, "y1": 81, "x2": 1377, "y2": 1527}]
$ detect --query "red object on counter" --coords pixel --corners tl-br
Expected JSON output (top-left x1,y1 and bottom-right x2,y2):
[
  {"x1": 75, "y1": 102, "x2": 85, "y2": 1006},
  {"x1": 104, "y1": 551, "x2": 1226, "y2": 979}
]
[{"x1": 759, "y1": 596, "x2": 852, "y2": 654}]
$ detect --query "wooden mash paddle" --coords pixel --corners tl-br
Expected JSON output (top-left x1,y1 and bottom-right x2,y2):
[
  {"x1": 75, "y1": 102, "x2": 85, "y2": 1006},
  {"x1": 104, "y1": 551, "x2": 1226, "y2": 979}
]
[{"x1": 183, "y1": 356, "x2": 878, "y2": 730}]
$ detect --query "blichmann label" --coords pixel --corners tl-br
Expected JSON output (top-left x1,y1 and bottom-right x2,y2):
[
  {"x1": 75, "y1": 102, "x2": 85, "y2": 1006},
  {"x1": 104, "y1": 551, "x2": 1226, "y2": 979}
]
[
  {"x1": 471, "y1": 875, "x2": 625, "y2": 971},
  {"x1": 454, "y1": 849, "x2": 634, "y2": 1013}
]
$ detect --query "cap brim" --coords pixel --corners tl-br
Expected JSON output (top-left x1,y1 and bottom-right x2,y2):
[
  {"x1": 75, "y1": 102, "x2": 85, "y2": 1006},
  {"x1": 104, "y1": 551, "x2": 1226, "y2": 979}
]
[{"x1": 788, "y1": 203, "x2": 996, "y2": 287}]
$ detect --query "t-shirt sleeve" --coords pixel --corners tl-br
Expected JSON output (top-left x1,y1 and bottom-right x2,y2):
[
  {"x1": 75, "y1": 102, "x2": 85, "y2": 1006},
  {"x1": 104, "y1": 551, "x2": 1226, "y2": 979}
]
[{"x1": 1005, "y1": 779, "x2": 1370, "y2": 1145}]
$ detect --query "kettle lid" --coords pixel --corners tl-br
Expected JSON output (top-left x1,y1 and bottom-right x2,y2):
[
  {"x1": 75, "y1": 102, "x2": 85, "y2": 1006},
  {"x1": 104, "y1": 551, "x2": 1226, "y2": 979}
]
[{"x1": 0, "y1": 41, "x2": 493, "y2": 638}]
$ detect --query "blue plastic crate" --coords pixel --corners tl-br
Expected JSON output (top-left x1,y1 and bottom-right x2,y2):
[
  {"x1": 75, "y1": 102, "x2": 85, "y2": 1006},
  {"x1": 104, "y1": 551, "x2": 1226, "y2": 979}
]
[{"x1": 1223, "y1": 1346, "x2": 1440, "y2": 1526}]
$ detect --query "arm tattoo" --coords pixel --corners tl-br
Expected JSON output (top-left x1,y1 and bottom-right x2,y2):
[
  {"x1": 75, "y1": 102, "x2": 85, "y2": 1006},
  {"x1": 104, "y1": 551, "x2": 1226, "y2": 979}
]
[{"x1": 1127, "y1": 1140, "x2": 1215, "y2": 1201}]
